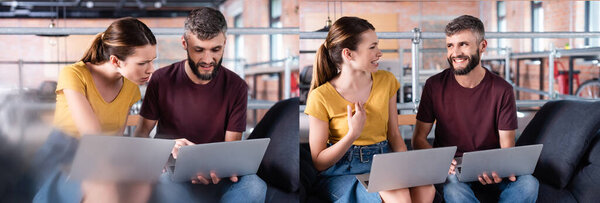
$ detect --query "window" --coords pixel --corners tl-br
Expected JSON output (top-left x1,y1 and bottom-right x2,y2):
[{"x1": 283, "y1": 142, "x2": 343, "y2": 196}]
[
  {"x1": 531, "y1": 1, "x2": 544, "y2": 52},
  {"x1": 234, "y1": 14, "x2": 243, "y2": 60},
  {"x1": 497, "y1": 1, "x2": 507, "y2": 50},
  {"x1": 269, "y1": 0, "x2": 283, "y2": 61},
  {"x1": 585, "y1": 1, "x2": 600, "y2": 47}
]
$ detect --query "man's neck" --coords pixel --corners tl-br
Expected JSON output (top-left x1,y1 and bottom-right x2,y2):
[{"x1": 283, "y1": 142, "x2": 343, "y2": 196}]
[
  {"x1": 454, "y1": 65, "x2": 486, "y2": 88},
  {"x1": 184, "y1": 60, "x2": 211, "y2": 85}
]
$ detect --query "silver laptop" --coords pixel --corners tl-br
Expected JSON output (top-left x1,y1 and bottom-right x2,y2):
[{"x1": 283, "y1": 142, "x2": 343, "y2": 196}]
[
  {"x1": 171, "y1": 138, "x2": 270, "y2": 182},
  {"x1": 456, "y1": 144, "x2": 543, "y2": 182},
  {"x1": 356, "y1": 146, "x2": 457, "y2": 193},
  {"x1": 68, "y1": 135, "x2": 175, "y2": 182}
]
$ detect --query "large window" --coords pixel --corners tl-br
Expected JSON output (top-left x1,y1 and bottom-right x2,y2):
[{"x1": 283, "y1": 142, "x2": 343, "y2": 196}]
[
  {"x1": 585, "y1": 1, "x2": 600, "y2": 47},
  {"x1": 497, "y1": 1, "x2": 507, "y2": 50},
  {"x1": 531, "y1": 1, "x2": 544, "y2": 52},
  {"x1": 269, "y1": 0, "x2": 283, "y2": 61}
]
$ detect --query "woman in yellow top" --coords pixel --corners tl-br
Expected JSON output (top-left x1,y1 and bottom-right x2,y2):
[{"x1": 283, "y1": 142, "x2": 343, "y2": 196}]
[
  {"x1": 31, "y1": 17, "x2": 156, "y2": 203},
  {"x1": 304, "y1": 17, "x2": 435, "y2": 202}
]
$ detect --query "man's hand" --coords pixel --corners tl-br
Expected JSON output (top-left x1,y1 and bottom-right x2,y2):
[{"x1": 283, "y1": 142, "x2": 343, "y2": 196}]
[
  {"x1": 191, "y1": 171, "x2": 239, "y2": 185},
  {"x1": 171, "y1": 138, "x2": 195, "y2": 159},
  {"x1": 448, "y1": 159, "x2": 457, "y2": 175},
  {"x1": 478, "y1": 172, "x2": 516, "y2": 185}
]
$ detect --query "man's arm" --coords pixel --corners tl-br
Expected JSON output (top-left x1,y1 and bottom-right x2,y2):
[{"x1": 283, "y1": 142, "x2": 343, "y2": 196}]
[
  {"x1": 412, "y1": 120, "x2": 434, "y2": 150},
  {"x1": 225, "y1": 131, "x2": 242, "y2": 141},
  {"x1": 499, "y1": 130, "x2": 516, "y2": 148},
  {"x1": 133, "y1": 117, "x2": 157, "y2": 138}
]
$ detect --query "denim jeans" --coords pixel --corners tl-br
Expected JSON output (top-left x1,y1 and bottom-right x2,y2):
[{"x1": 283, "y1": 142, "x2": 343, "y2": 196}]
[
  {"x1": 31, "y1": 130, "x2": 83, "y2": 203},
  {"x1": 443, "y1": 174, "x2": 539, "y2": 203},
  {"x1": 150, "y1": 172, "x2": 267, "y2": 203},
  {"x1": 30, "y1": 129, "x2": 79, "y2": 190},
  {"x1": 315, "y1": 140, "x2": 390, "y2": 203}
]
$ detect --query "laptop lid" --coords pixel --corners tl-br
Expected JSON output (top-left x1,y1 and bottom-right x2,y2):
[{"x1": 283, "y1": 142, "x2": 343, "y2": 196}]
[
  {"x1": 360, "y1": 146, "x2": 457, "y2": 193},
  {"x1": 171, "y1": 138, "x2": 270, "y2": 182},
  {"x1": 68, "y1": 135, "x2": 175, "y2": 182},
  {"x1": 457, "y1": 144, "x2": 543, "y2": 182}
]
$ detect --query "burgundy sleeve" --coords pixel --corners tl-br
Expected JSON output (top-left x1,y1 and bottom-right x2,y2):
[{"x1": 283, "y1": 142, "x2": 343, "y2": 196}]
[
  {"x1": 227, "y1": 82, "x2": 248, "y2": 132},
  {"x1": 416, "y1": 80, "x2": 435, "y2": 123},
  {"x1": 498, "y1": 86, "x2": 518, "y2": 130},
  {"x1": 139, "y1": 74, "x2": 160, "y2": 121}
]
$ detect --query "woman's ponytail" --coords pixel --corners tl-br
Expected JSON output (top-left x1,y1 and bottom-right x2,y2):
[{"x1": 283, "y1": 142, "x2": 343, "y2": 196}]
[
  {"x1": 311, "y1": 43, "x2": 338, "y2": 92},
  {"x1": 80, "y1": 32, "x2": 105, "y2": 63}
]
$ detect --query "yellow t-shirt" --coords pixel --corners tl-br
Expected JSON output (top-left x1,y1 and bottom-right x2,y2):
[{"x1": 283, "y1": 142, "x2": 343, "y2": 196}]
[
  {"x1": 305, "y1": 70, "x2": 400, "y2": 146},
  {"x1": 53, "y1": 61, "x2": 141, "y2": 138}
]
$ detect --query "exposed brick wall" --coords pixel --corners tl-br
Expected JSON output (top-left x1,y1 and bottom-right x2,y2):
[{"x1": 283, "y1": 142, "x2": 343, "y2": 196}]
[{"x1": 481, "y1": 1, "x2": 599, "y2": 99}]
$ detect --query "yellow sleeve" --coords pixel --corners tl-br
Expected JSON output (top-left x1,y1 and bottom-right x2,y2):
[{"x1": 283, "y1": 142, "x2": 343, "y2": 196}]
[
  {"x1": 130, "y1": 86, "x2": 141, "y2": 107},
  {"x1": 304, "y1": 89, "x2": 329, "y2": 122},
  {"x1": 388, "y1": 71, "x2": 400, "y2": 99},
  {"x1": 56, "y1": 64, "x2": 86, "y2": 95}
]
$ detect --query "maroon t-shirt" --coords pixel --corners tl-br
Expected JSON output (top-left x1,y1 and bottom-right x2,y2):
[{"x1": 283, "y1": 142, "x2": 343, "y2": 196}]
[
  {"x1": 140, "y1": 60, "x2": 248, "y2": 144},
  {"x1": 416, "y1": 68, "x2": 517, "y2": 156}
]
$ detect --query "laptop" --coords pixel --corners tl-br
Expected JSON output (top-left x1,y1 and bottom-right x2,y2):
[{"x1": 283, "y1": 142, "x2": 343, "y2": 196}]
[
  {"x1": 455, "y1": 144, "x2": 543, "y2": 182},
  {"x1": 170, "y1": 138, "x2": 270, "y2": 182},
  {"x1": 68, "y1": 135, "x2": 175, "y2": 182},
  {"x1": 356, "y1": 146, "x2": 457, "y2": 193}
]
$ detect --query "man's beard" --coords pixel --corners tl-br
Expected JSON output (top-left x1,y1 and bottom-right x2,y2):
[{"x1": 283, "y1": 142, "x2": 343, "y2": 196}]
[
  {"x1": 448, "y1": 49, "x2": 480, "y2": 75},
  {"x1": 187, "y1": 53, "x2": 222, "y2": 81}
]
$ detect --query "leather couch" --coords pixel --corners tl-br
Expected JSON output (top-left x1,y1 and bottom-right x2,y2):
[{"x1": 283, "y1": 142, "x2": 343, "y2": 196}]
[
  {"x1": 515, "y1": 100, "x2": 600, "y2": 202},
  {"x1": 248, "y1": 97, "x2": 300, "y2": 202}
]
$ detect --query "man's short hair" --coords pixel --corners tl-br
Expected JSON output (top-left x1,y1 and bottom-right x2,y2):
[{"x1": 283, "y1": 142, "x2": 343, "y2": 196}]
[
  {"x1": 445, "y1": 15, "x2": 485, "y2": 42},
  {"x1": 184, "y1": 7, "x2": 227, "y2": 40}
]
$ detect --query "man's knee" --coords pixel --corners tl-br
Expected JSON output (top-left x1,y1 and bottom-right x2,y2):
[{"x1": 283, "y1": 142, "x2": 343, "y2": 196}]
[
  {"x1": 233, "y1": 175, "x2": 267, "y2": 198},
  {"x1": 513, "y1": 175, "x2": 539, "y2": 195},
  {"x1": 443, "y1": 176, "x2": 475, "y2": 202}
]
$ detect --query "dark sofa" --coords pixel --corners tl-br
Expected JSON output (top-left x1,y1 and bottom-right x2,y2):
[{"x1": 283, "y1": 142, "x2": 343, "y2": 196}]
[
  {"x1": 515, "y1": 100, "x2": 600, "y2": 202},
  {"x1": 248, "y1": 97, "x2": 300, "y2": 202}
]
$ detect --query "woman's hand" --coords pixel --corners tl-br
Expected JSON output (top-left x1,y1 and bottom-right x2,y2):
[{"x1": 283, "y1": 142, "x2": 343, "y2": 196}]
[{"x1": 347, "y1": 102, "x2": 366, "y2": 140}]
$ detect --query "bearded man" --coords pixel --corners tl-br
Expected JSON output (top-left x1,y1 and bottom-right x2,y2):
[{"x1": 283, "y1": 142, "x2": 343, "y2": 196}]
[
  {"x1": 411, "y1": 15, "x2": 539, "y2": 203},
  {"x1": 134, "y1": 7, "x2": 265, "y2": 203}
]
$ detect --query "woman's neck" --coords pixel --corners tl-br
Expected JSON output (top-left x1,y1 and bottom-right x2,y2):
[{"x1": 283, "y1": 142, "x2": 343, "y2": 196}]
[
  {"x1": 332, "y1": 66, "x2": 372, "y2": 90},
  {"x1": 86, "y1": 62, "x2": 122, "y2": 83}
]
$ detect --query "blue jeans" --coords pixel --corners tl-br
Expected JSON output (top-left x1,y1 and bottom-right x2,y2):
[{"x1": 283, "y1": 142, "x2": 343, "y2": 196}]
[
  {"x1": 443, "y1": 174, "x2": 539, "y2": 203},
  {"x1": 150, "y1": 171, "x2": 267, "y2": 203},
  {"x1": 31, "y1": 130, "x2": 83, "y2": 203},
  {"x1": 30, "y1": 130, "x2": 79, "y2": 190},
  {"x1": 316, "y1": 140, "x2": 390, "y2": 203}
]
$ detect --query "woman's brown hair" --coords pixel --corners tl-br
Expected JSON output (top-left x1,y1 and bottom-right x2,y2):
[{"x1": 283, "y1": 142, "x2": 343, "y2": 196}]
[
  {"x1": 310, "y1": 16, "x2": 375, "y2": 91},
  {"x1": 81, "y1": 17, "x2": 156, "y2": 64}
]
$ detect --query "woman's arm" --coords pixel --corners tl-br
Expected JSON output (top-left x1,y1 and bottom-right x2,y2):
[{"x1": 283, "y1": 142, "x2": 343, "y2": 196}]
[
  {"x1": 387, "y1": 94, "x2": 407, "y2": 152},
  {"x1": 63, "y1": 89, "x2": 102, "y2": 135},
  {"x1": 309, "y1": 103, "x2": 366, "y2": 171}
]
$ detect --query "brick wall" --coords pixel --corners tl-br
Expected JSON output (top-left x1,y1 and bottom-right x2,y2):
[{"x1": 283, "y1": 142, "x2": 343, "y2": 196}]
[{"x1": 481, "y1": 1, "x2": 599, "y2": 99}]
